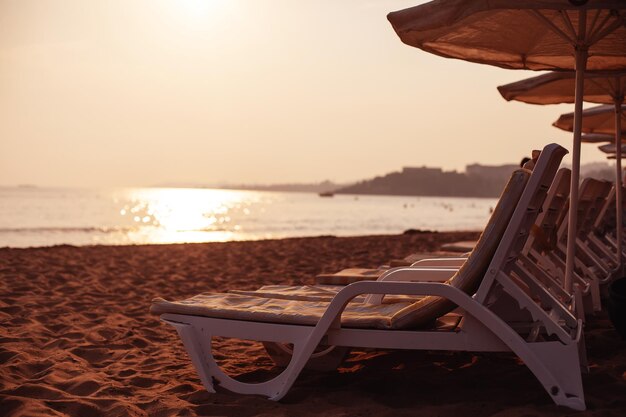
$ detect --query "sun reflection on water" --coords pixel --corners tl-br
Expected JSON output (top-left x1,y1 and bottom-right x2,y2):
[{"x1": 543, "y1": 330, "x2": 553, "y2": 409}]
[
  {"x1": 115, "y1": 188, "x2": 261, "y2": 244},
  {"x1": 0, "y1": 187, "x2": 500, "y2": 247}
]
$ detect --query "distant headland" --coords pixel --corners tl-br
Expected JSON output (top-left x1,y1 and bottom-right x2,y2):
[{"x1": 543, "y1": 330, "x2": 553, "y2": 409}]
[
  {"x1": 333, "y1": 164, "x2": 518, "y2": 198},
  {"x1": 155, "y1": 161, "x2": 616, "y2": 198}
]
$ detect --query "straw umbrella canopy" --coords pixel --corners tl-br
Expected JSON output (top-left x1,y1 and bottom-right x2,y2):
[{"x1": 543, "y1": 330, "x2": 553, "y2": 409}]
[
  {"x1": 498, "y1": 72, "x2": 626, "y2": 274},
  {"x1": 498, "y1": 71, "x2": 626, "y2": 105},
  {"x1": 598, "y1": 143, "x2": 626, "y2": 154},
  {"x1": 388, "y1": 0, "x2": 626, "y2": 292},
  {"x1": 582, "y1": 132, "x2": 626, "y2": 143},
  {"x1": 553, "y1": 104, "x2": 626, "y2": 135}
]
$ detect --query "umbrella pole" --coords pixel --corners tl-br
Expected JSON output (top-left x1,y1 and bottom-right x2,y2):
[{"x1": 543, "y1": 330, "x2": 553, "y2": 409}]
[
  {"x1": 565, "y1": 44, "x2": 588, "y2": 295},
  {"x1": 615, "y1": 98, "x2": 624, "y2": 276}
]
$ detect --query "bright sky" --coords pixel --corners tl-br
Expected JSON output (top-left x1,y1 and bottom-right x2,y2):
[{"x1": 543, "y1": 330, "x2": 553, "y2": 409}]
[{"x1": 0, "y1": 0, "x2": 614, "y2": 187}]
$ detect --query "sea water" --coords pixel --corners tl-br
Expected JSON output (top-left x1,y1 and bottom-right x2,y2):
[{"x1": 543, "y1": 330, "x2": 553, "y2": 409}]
[{"x1": 0, "y1": 187, "x2": 497, "y2": 248}]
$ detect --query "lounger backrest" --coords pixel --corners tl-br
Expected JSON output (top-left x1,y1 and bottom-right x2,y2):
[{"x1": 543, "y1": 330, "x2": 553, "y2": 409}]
[
  {"x1": 593, "y1": 185, "x2": 616, "y2": 233},
  {"x1": 475, "y1": 145, "x2": 579, "y2": 344},
  {"x1": 557, "y1": 178, "x2": 612, "y2": 241},
  {"x1": 577, "y1": 179, "x2": 612, "y2": 235},
  {"x1": 524, "y1": 168, "x2": 570, "y2": 254},
  {"x1": 516, "y1": 168, "x2": 576, "y2": 309},
  {"x1": 475, "y1": 144, "x2": 568, "y2": 304},
  {"x1": 390, "y1": 168, "x2": 531, "y2": 328},
  {"x1": 391, "y1": 145, "x2": 567, "y2": 329},
  {"x1": 593, "y1": 184, "x2": 626, "y2": 235}
]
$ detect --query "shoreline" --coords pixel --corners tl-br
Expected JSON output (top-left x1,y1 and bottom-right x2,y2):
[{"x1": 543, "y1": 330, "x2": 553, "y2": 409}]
[
  {"x1": 2, "y1": 232, "x2": 625, "y2": 416},
  {"x1": 0, "y1": 229, "x2": 483, "y2": 250}
]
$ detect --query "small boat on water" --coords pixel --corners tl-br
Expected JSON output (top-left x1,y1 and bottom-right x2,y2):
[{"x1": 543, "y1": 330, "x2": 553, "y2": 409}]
[{"x1": 318, "y1": 191, "x2": 334, "y2": 197}]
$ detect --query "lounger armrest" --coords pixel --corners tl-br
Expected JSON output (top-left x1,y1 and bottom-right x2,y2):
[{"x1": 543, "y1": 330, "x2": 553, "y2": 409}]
[
  {"x1": 327, "y1": 280, "x2": 579, "y2": 342},
  {"x1": 363, "y1": 267, "x2": 457, "y2": 305},
  {"x1": 409, "y1": 257, "x2": 467, "y2": 268},
  {"x1": 326, "y1": 280, "x2": 471, "y2": 319},
  {"x1": 377, "y1": 266, "x2": 458, "y2": 282}
]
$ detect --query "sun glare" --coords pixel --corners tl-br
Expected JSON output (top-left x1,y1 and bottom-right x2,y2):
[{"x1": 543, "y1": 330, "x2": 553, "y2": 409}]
[
  {"x1": 115, "y1": 188, "x2": 261, "y2": 244},
  {"x1": 168, "y1": 0, "x2": 228, "y2": 25},
  {"x1": 180, "y1": 0, "x2": 212, "y2": 15}
]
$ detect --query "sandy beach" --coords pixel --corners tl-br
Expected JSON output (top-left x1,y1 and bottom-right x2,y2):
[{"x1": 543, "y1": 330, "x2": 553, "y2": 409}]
[{"x1": 2, "y1": 231, "x2": 626, "y2": 417}]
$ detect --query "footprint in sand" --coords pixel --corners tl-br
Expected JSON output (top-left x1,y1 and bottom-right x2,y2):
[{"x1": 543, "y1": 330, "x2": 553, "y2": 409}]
[
  {"x1": 117, "y1": 369, "x2": 136, "y2": 377},
  {"x1": 60, "y1": 379, "x2": 102, "y2": 396},
  {"x1": 69, "y1": 346, "x2": 114, "y2": 366},
  {"x1": 0, "y1": 347, "x2": 20, "y2": 363},
  {"x1": 129, "y1": 375, "x2": 162, "y2": 388}
]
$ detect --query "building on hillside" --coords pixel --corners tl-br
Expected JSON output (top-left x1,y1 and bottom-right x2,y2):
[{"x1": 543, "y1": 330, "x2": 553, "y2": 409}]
[{"x1": 465, "y1": 164, "x2": 519, "y2": 180}]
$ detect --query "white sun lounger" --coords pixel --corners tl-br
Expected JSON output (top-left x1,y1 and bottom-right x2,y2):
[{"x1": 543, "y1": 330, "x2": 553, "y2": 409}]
[
  {"x1": 314, "y1": 252, "x2": 466, "y2": 285},
  {"x1": 401, "y1": 168, "x2": 601, "y2": 320},
  {"x1": 236, "y1": 170, "x2": 566, "y2": 295},
  {"x1": 519, "y1": 170, "x2": 602, "y2": 317},
  {"x1": 152, "y1": 144, "x2": 585, "y2": 410},
  {"x1": 431, "y1": 170, "x2": 615, "y2": 319},
  {"x1": 289, "y1": 169, "x2": 592, "y2": 318},
  {"x1": 565, "y1": 179, "x2": 616, "y2": 276},
  {"x1": 533, "y1": 178, "x2": 617, "y2": 303}
]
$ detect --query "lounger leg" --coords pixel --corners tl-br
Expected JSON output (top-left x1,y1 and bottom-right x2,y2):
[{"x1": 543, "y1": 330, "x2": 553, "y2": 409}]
[
  {"x1": 164, "y1": 319, "x2": 216, "y2": 394},
  {"x1": 522, "y1": 339, "x2": 585, "y2": 410},
  {"x1": 468, "y1": 275, "x2": 586, "y2": 410},
  {"x1": 162, "y1": 317, "x2": 326, "y2": 400},
  {"x1": 460, "y1": 309, "x2": 585, "y2": 410}
]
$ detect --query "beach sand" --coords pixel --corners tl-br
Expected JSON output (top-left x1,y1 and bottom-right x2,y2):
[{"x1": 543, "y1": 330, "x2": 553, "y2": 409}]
[{"x1": 1, "y1": 231, "x2": 626, "y2": 417}]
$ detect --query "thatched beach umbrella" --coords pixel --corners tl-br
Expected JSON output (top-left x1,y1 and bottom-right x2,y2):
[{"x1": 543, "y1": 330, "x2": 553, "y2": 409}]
[
  {"x1": 387, "y1": 0, "x2": 626, "y2": 293},
  {"x1": 498, "y1": 72, "x2": 626, "y2": 275},
  {"x1": 498, "y1": 72, "x2": 626, "y2": 105},
  {"x1": 554, "y1": 104, "x2": 626, "y2": 135},
  {"x1": 599, "y1": 142, "x2": 626, "y2": 154},
  {"x1": 582, "y1": 132, "x2": 626, "y2": 143}
]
